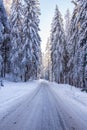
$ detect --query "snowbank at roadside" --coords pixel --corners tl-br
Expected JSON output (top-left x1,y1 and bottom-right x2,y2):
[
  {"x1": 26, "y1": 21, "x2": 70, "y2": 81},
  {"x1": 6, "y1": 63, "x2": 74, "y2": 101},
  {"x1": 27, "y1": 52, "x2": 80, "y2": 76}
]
[
  {"x1": 50, "y1": 82, "x2": 87, "y2": 107},
  {"x1": 0, "y1": 80, "x2": 39, "y2": 120}
]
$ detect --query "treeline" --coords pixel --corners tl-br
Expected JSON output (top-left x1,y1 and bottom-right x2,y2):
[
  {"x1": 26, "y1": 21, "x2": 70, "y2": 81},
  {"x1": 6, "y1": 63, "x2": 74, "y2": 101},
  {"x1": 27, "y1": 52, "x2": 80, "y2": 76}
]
[
  {"x1": 45, "y1": 0, "x2": 87, "y2": 88},
  {"x1": 0, "y1": 0, "x2": 41, "y2": 81}
]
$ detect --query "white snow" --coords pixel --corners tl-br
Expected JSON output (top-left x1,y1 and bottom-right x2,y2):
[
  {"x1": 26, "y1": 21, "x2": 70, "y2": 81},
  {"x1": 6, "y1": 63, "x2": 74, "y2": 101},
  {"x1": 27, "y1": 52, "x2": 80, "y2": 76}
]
[
  {"x1": 50, "y1": 82, "x2": 87, "y2": 129},
  {"x1": 0, "y1": 80, "x2": 39, "y2": 120},
  {"x1": 0, "y1": 80, "x2": 87, "y2": 130},
  {"x1": 50, "y1": 82, "x2": 87, "y2": 107}
]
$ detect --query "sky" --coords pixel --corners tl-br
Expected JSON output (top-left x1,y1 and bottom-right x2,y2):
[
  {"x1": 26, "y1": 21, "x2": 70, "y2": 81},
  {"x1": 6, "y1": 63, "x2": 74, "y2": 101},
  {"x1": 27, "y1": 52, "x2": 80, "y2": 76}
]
[{"x1": 39, "y1": 0, "x2": 75, "y2": 52}]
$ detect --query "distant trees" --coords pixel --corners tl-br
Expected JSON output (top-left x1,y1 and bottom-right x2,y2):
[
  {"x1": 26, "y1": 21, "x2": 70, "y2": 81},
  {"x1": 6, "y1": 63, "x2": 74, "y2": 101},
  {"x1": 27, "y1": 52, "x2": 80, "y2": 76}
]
[
  {"x1": 65, "y1": 9, "x2": 71, "y2": 37},
  {"x1": 3, "y1": 0, "x2": 12, "y2": 15},
  {"x1": 43, "y1": 38, "x2": 52, "y2": 80}
]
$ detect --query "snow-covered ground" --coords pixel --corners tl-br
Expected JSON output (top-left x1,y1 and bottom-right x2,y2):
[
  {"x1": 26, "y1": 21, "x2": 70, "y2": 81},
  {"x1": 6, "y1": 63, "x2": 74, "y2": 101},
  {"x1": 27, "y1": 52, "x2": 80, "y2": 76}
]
[
  {"x1": 51, "y1": 82, "x2": 87, "y2": 108},
  {"x1": 0, "y1": 80, "x2": 87, "y2": 130},
  {"x1": 50, "y1": 82, "x2": 87, "y2": 130},
  {"x1": 0, "y1": 80, "x2": 39, "y2": 120}
]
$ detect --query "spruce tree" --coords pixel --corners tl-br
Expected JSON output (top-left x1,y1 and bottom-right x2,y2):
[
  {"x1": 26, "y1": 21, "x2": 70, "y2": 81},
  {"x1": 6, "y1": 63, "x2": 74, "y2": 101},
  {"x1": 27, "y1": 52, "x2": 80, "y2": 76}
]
[
  {"x1": 44, "y1": 38, "x2": 52, "y2": 80},
  {"x1": 10, "y1": 0, "x2": 23, "y2": 81},
  {"x1": 67, "y1": 0, "x2": 87, "y2": 88},
  {"x1": 22, "y1": 0, "x2": 41, "y2": 81},
  {"x1": 65, "y1": 9, "x2": 71, "y2": 37},
  {"x1": 0, "y1": 0, "x2": 10, "y2": 78},
  {"x1": 50, "y1": 5, "x2": 66, "y2": 83}
]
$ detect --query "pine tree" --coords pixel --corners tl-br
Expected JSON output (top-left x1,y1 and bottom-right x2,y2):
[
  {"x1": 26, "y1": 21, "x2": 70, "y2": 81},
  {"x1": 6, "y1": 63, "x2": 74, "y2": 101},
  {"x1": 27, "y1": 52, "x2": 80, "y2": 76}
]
[
  {"x1": 67, "y1": 0, "x2": 87, "y2": 88},
  {"x1": 22, "y1": 0, "x2": 41, "y2": 81},
  {"x1": 9, "y1": 0, "x2": 41, "y2": 82},
  {"x1": 3, "y1": 0, "x2": 12, "y2": 15},
  {"x1": 50, "y1": 5, "x2": 66, "y2": 83},
  {"x1": 77, "y1": 0, "x2": 87, "y2": 88},
  {"x1": 43, "y1": 38, "x2": 52, "y2": 80},
  {"x1": 65, "y1": 9, "x2": 71, "y2": 37},
  {"x1": 0, "y1": 0, "x2": 10, "y2": 78},
  {"x1": 10, "y1": 0, "x2": 23, "y2": 81}
]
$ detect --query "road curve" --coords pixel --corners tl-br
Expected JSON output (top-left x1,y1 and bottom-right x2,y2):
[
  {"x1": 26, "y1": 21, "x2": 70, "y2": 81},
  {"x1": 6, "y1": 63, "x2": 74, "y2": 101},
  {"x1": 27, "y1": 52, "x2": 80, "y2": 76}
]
[{"x1": 0, "y1": 81, "x2": 87, "y2": 130}]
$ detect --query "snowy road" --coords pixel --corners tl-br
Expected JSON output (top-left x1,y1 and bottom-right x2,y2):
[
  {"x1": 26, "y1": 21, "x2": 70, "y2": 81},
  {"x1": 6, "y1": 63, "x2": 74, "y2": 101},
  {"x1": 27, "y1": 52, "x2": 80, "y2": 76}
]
[{"x1": 0, "y1": 80, "x2": 87, "y2": 130}]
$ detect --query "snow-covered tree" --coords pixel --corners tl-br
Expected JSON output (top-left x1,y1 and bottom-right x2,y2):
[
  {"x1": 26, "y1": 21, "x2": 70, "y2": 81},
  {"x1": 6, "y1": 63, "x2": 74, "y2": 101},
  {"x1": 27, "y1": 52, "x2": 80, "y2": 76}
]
[
  {"x1": 9, "y1": 0, "x2": 41, "y2": 82},
  {"x1": 50, "y1": 5, "x2": 66, "y2": 83},
  {"x1": 67, "y1": 0, "x2": 87, "y2": 88},
  {"x1": 22, "y1": 0, "x2": 41, "y2": 81},
  {"x1": 65, "y1": 9, "x2": 71, "y2": 37},
  {"x1": 43, "y1": 38, "x2": 52, "y2": 80},
  {"x1": 76, "y1": 0, "x2": 87, "y2": 88},
  {"x1": 10, "y1": 0, "x2": 24, "y2": 81},
  {"x1": 0, "y1": 0, "x2": 10, "y2": 78},
  {"x1": 3, "y1": 0, "x2": 12, "y2": 15}
]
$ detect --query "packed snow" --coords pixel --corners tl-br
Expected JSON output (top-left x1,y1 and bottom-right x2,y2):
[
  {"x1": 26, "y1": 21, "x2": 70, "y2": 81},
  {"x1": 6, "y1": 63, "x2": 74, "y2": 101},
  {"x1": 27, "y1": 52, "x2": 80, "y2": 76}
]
[{"x1": 0, "y1": 80, "x2": 87, "y2": 130}]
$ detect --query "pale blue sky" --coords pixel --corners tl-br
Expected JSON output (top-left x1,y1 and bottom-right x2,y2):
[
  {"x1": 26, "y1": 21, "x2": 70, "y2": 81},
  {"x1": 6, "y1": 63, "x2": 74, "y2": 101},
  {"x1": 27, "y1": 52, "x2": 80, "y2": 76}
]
[{"x1": 39, "y1": 0, "x2": 75, "y2": 52}]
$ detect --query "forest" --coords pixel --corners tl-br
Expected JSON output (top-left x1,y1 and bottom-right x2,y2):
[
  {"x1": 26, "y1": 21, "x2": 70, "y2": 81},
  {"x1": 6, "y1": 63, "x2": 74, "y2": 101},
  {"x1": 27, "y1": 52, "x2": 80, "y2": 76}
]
[
  {"x1": 0, "y1": 0, "x2": 87, "y2": 129},
  {"x1": 0, "y1": 0, "x2": 87, "y2": 88}
]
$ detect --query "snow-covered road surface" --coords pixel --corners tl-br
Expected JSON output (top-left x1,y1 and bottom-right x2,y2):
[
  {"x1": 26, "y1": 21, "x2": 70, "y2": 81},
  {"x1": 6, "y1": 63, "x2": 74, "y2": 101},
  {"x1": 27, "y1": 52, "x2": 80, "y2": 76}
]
[{"x1": 0, "y1": 80, "x2": 87, "y2": 130}]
